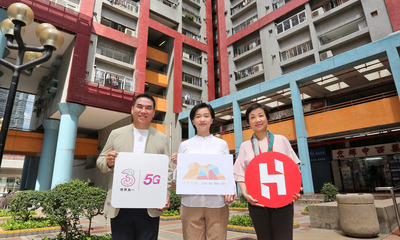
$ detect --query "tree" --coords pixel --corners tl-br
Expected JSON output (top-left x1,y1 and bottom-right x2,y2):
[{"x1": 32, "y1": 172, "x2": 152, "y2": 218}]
[{"x1": 41, "y1": 179, "x2": 107, "y2": 239}]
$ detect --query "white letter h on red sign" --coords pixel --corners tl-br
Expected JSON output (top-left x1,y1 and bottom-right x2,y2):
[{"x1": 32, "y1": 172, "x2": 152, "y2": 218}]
[{"x1": 259, "y1": 160, "x2": 286, "y2": 199}]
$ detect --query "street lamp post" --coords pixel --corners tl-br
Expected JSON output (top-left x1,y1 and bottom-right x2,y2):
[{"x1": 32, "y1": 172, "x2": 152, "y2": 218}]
[{"x1": 0, "y1": 3, "x2": 64, "y2": 166}]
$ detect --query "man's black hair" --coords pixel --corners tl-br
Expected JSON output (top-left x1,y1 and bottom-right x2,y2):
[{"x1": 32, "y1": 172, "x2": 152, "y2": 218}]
[{"x1": 133, "y1": 93, "x2": 156, "y2": 109}]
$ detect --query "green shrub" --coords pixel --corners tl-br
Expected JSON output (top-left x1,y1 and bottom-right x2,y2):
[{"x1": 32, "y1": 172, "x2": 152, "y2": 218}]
[
  {"x1": 8, "y1": 190, "x2": 45, "y2": 221},
  {"x1": 0, "y1": 209, "x2": 14, "y2": 217},
  {"x1": 169, "y1": 189, "x2": 181, "y2": 212},
  {"x1": 41, "y1": 179, "x2": 107, "y2": 239},
  {"x1": 163, "y1": 209, "x2": 180, "y2": 216},
  {"x1": 229, "y1": 202, "x2": 248, "y2": 208},
  {"x1": 228, "y1": 214, "x2": 253, "y2": 227},
  {"x1": 0, "y1": 218, "x2": 57, "y2": 230},
  {"x1": 320, "y1": 182, "x2": 339, "y2": 202}
]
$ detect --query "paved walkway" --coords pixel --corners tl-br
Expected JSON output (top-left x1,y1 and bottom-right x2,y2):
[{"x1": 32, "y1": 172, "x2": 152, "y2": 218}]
[{"x1": 5, "y1": 203, "x2": 400, "y2": 239}]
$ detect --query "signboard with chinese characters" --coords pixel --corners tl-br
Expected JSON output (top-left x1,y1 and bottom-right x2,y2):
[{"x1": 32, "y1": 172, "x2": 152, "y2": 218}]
[
  {"x1": 176, "y1": 153, "x2": 235, "y2": 195},
  {"x1": 111, "y1": 152, "x2": 169, "y2": 208},
  {"x1": 332, "y1": 142, "x2": 400, "y2": 160}
]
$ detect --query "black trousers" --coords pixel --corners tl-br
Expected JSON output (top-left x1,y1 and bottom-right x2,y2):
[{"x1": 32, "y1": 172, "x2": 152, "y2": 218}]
[
  {"x1": 248, "y1": 203, "x2": 294, "y2": 240},
  {"x1": 110, "y1": 208, "x2": 160, "y2": 240}
]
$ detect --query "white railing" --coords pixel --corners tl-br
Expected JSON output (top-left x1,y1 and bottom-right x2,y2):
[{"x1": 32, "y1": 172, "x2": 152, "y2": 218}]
[
  {"x1": 234, "y1": 38, "x2": 261, "y2": 57},
  {"x1": 280, "y1": 40, "x2": 312, "y2": 62},
  {"x1": 182, "y1": 29, "x2": 201, "y2": 41},
  {"x1": 94, "y1": 68, "x2": 134, "y2": 92},
  {"x1": 276, "y1": 10, "x2": 306, "y2": 34},
  {"x1": 231, "y1": 0, "x2": 254, "y2": 16},
  {"x1": 235, "y1": 62, "x2": 263, "y2": 81},
  {"x1": 232, "y1": 15, "x2": 258, "y2": 34},
  {"x1": 97, "y1": 44, "x2": 134, "y2": 64}
]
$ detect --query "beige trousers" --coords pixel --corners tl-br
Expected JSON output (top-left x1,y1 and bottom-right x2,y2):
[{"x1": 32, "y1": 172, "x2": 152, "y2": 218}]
[{"x1": 180, "y1": 205, "x2": 229, "y2": 240}]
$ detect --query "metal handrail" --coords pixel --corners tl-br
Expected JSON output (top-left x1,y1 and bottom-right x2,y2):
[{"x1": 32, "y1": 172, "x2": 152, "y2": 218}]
[{"x1": 375, "y1": 186, "x2": 400, "y2": 231}]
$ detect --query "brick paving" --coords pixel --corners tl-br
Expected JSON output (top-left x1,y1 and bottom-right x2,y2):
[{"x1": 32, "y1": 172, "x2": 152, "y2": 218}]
[{"x1": 1, "y1": 203, "x2": 399, "y2": 239}]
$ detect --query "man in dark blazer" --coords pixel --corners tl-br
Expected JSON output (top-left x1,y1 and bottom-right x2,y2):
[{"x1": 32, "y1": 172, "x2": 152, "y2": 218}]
[{"x1": 97, "y1": 93, "x2": 173, "y2": 240}]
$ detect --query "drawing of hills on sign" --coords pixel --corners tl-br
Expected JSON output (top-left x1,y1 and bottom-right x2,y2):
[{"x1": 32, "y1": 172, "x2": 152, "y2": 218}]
[{"x1": 183, "y1": 162, "x2": 226, "y2": 180}]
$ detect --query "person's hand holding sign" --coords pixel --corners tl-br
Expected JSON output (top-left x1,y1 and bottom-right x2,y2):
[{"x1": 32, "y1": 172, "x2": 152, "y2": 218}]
[
  {"x1": 106, "y1": 151, "x2": 118, "y2": 168},
  {"x1": 238, "y1": 182, "x2": 264, "y2": 207}
]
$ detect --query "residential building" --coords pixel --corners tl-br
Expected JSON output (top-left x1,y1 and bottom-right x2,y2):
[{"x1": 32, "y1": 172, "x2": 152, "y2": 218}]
[{"x1": 0, "y1": 0, "x2": 399, "y2": 194}]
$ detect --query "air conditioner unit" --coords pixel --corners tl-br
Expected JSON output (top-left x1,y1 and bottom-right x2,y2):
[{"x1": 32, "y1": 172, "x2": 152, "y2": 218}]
[
  {"x1": 312, "y1": 7, "x2": 324, "y2": 18},
  {"x1": 183, "y1": 52, "x2": 190, "y2": 59},
  {"x1": 66, "y1": 2, "x2": 79, "y2": 11},
  {"x1": 254, "y1": 63, "x2": 263, "y2": 72},
  {"x1": 125, "y1": 28, "x2": 136, "y2": 36},
  {"x1": 320, "y1": 50, "x2": 333, "y2": 61}
]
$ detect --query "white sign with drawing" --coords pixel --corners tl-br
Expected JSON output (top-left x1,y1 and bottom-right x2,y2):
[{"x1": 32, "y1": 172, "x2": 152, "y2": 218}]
[
  {"x1": 111, "y1": 152, "x2": 169, "y2": 208},
  {"x1": 176, "y1": 153, "x2": 235, "y2": 195}
]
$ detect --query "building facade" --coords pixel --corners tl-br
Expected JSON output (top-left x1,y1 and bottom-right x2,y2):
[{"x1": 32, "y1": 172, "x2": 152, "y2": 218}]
[{"x1": 0, "y1": 0, "x2": 399, "y2": 194}]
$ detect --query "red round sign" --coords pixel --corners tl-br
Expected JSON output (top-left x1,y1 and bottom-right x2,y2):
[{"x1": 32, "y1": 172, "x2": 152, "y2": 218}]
[{"x1": 245, "y1": 151, "x2": 302, "y2": 208}]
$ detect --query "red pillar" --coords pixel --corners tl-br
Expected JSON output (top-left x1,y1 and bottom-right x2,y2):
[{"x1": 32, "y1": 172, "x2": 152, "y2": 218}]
[
  {"x1": 173, "y1": 39, "x2": 183, "y2": 113},
  {"x1": 135, "y1": 0, "x2": 150, "y2": 94}
]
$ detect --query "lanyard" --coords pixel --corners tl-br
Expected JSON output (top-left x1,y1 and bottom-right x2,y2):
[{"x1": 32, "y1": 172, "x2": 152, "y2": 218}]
[
  {"x1": 259, "y1": 131, "x2": 274, "y2": 153},
  {"x1": 251, "y1": 130, "x2": 274, "y2": 156}
]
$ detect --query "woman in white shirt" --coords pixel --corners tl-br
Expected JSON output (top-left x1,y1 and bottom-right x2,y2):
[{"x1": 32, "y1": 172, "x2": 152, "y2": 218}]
[{"x1": 171, "y1": 103, "x2": 235, "y2": 240}]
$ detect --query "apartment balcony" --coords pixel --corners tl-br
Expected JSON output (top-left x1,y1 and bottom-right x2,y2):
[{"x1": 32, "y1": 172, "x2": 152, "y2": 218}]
[
  {"x1": 156, "y1": 0, "x2": 178, "y2": 9},
  {"x1": 183, "y1": 73, "x2": 202, "y2": 90},
  {"x1": 100, "y1": 17, "x2": 136, "y2": 36},
  {"x1": 146, "y1": 69, "x2": 168, "y2": 88},
  {"x1": 151, "y1": 0, "x2": 179, "y2": 23},
  {"x1": 182, "y1": 96, "x2": 202, "y2": 109},
  {"x1": 230, "y1": 0, "x2": 256, "y2": 20},
  {"x1": 232, "y1": 15, "x2": 258, "y2": 34},
  {"x1": 182, "y1": 29, "x2": 202, "y2": 42},
  {"x1": 48, "y1": 0, "x2": 80, "y2": 12},
  {"x1": 94, "y1": 68, "x2": 134, "y2": 92},
  {"x1": 182, "y1": 8, "x2": 202, "y2": 28},
  {"x1": 273, "y1": 0, "x2": 292, "y2": 11},
  {"x1": 276, "y1": 10, "x2": 308, "y2": 41},
  {"x1": 233, "y1": 38, "x2": 261, "y2": 62},
  {"x1": 102, "y1": 0, "x2": 139, "y2": 17},
  {"x1": 184, "y1": 0, "x2": 201, "y2": 9},
  {"x1": 280, "y1": 40, "x2": 313, "y2": 66},
  {"x1": 183, "y1": 51, "x2": 202, "y2": 68},
  {"x1": 312, "y1": 0, "x2": 358, "y2": 23},
  {"x1": 318, "y1": 18, "x2": 369, "y2": 51},
  {"x1": 235, "y1": 62, "x2": 264, "y2": 83},
  {"x1": 96, "y1": 43, "x2": 134, "y2": 68},
  {"x1": 147, "y1": 46, "x2": 168, "y2": 65}
]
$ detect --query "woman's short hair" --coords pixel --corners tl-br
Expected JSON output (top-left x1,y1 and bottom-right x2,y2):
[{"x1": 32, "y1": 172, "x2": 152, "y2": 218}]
[
  {"x1": 190, "y1": 103, "x2": 215, "y2": 122},
  {"x1": 189, "y1": 103, "x2": 215, "y2": 133},
  {"x1": 245, "y1": 103, "x2": 269, "y2": 124}
]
